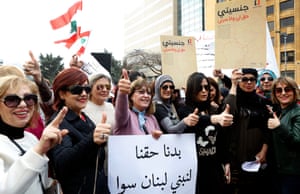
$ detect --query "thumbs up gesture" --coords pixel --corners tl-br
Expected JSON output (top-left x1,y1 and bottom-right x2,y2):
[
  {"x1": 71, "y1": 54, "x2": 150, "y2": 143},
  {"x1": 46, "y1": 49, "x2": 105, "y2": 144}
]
[
  {"x1": 34, "y1": 107, "x2": 69, "y2": 155},
  {"x1": 118, "y1": 69, "x2": 131, "y2": 94},
  {"x1": 94, "y1": 112, "x2": 111, "y2": 145},
  {"x1": 268, "y1": 112, "x2": 280, "y2": 129},
  {"x1": 211, "y1": 104, "x2": 233, "y2": 127},
  {"x1": 184, "y1": 108, "x2": 199, "y2": 126}
]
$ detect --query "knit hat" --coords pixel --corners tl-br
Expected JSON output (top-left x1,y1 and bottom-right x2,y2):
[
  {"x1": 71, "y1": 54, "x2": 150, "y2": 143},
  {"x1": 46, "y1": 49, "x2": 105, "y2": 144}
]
[
  {"x1": 153, "y1": 74, "x2": 174, "y2": 103},
  {"x1": 242, "y1": 68, "x2": 258, "y2": 78},
  {"x1": 256, "y1": 69, "x2": 277, "y2": 89}
]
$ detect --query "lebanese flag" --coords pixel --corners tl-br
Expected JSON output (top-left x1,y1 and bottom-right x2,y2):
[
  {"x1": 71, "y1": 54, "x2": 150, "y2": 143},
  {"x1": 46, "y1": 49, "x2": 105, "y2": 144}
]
[
  {"x1": 50, "y1": 1, "x2": 82, "y2": 30},
  {"x1": 50, "y1": 0, "x2": 90, "y2": 56},
  {"x1": 54, "y1": 27, "x2": 90, "y2": 49}
]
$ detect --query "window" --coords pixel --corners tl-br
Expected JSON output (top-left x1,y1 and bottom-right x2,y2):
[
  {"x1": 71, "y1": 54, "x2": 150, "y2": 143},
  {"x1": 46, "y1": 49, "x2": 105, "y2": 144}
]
[
  {"x1": 280, "y1": 0, "x2": 294, "y2": 11},
  {"x1": 280, "y1": 17, "x2": 294, "y2": 28},
  {"x1": 280, "y1": 51, "x2": 295, "y2": 63},
  {"x1": 280, "y1": 33, "x2": 294, "y2": 44},
  {"x1": 281, "y1": 70, "x2": 294, "y2": 78},
  {"x1": 266, "y1": 5, "x2": 274, "y2": 15}
]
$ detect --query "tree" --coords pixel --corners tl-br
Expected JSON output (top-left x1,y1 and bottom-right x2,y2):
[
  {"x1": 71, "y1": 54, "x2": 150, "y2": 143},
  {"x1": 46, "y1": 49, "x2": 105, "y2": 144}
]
[
  {"x1": 39, "y1": 54, "x2": 64, "y2": 84},
  {"x1": 123, "y1": 49, "x2": 162, "y2": 75},
  {"x1": 110, "y1": 56, "x2": 122, "y2": 85}
]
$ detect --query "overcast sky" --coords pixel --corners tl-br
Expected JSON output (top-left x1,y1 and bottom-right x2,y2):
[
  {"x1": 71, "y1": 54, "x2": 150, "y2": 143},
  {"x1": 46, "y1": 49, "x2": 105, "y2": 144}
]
[{"x1": 0, "y1": 0, "x2": 141, "y2": 66}]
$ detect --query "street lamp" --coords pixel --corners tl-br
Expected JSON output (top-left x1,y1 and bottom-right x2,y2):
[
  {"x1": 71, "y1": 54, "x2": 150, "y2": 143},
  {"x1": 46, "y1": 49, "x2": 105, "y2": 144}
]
[
  {"x1": 282, "y1": 33, "x2": 288, "y2": 77},
  {"x1": 275, "y1": 31, "x2": 288, "y2": 77}
]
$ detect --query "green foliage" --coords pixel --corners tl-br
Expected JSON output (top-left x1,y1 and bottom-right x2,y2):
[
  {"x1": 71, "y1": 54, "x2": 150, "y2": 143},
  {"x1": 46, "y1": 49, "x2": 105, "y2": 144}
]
[
  {"x1": 39, "y1": 53, "x2": 64, "y2": 84},
  {"x1": 110, "y1": 56, "x2": 123, "y2": 85}
]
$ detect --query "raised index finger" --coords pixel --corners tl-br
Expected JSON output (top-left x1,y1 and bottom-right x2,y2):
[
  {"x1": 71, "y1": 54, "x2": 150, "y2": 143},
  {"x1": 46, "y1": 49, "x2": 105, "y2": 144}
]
[
  {"x1": 29, "y1": 50, "x2": 37, "y2": 63},
  {"x1": 49, "y1": 106, "x2": 68, "y2": 128}
]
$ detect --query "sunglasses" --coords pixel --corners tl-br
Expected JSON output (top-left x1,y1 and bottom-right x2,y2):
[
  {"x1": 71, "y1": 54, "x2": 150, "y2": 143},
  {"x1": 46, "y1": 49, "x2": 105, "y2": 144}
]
[
  {"x1": 1, "y1": 94, "x2": 38, "y2": 108},
  {"x1": 199, "y1": 85, "x2": 209, "y2": 91},
  {"x1": 241, "y1": 77, "x2": 256, "y2": 83},
  {"x1": 275, "y1": 87, "x2": 294, "y2": 94},
  {"x1": 67, "y1": 85, "x2": 91, "y2": 95},
  {"x1": 161, "y1": 85, "x2": 175, "y2": 90},
  {"x1": 96, "y1": 84, "x2": 111, "y2": 91},
  {"x1": 260, "y1": 77, "x2": 274, "y2": 82}
]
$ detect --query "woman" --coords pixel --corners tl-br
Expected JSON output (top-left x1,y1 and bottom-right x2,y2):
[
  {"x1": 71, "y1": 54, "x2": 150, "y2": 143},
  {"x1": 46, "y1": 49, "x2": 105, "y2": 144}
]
[
  {"x1": 153, "y1": 74, "x2": 198, "y2": 133},
  {"x1": 207, "y1": 77, "x2": 224, "y2": 113},
  {"x1": 177, "y1": 72, "x2": 233, "y2": 194},
  {"x1": 84, "y1": 73, "x2": 115, "y2": 127},
  {"x1": 224, "y1": 68, "x2": 273, "y2": 194},
  {"x1": 113, "y1": 69, "x2": 161, "y2": 137},
  {"x1": 267, "y1": 77, "x2": 300, "y2": 194},
  {"x1": 48, "y1": 68, "x2": 111, "y2": 194},
  {"x1": 0, "y1": 75, "x2": 67, "y2": 194}
]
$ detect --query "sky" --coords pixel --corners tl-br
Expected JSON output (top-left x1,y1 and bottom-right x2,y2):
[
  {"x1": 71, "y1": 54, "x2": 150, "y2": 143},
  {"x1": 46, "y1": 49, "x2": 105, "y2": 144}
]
[{"x1": 0, "y1": 0, "x2": 141, "y2": 66}]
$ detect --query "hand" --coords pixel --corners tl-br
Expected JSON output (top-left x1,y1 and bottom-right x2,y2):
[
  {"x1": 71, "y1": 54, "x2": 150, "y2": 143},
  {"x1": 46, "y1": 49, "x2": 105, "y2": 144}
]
[
  {"x1": 213, "y1": 69, "x2": 223, "y2": 78},
  {"x1": 183, "y1": 108, "x2": 199, "y2": 127},
  {"x1": 118, "y1": 69, "x2": 131, "y2": 94},
  {"x1": 93, "y1": 112, "x2": 111, "y2": 145},
  {"x1": 23, "y1": 51, "x2": 42, "y2": 83},
  {"x1": 34, "y1": 107, "x2": 69, "y2": 155},
  {"x1": 268, "y1": 112, "x2": 280, "y2": 129},
  {"x1": 224, "y1": 163, "x2": 231, "y2": 184},
  {"x1": 231, "y1": 69, "x2": 242, "y2": 86},
  {"x1": 211, "y1": 104, "x2": 233, "y2": 127},
  {"x1": 69, "y1": 54, "x2": 79, "y2": 67},
  {"x1": 151, "y1": 129, "x2": 163, "y2": 139}
]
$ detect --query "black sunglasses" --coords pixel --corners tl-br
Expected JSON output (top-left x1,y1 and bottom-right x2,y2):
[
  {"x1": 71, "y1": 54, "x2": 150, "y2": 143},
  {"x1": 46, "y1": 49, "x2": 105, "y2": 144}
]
[
  {"x1": 161, "y1": 85, "x2": 175, "y2": 90},
  {"x1": 67, "y1": 85, "x2": 91, "y2": 95},
  {"x1": 241, "y1": 77, "x2": 257, "y2": 83},
  {"x1": 260, "y1": 77, "x2": 274, "y2": 82},
  {"x1": 1, "y1": 94, "x2": 38, "y2": 108},
  {"x1": 199, "y1": 85, "x2": 209, "y2": 91}
]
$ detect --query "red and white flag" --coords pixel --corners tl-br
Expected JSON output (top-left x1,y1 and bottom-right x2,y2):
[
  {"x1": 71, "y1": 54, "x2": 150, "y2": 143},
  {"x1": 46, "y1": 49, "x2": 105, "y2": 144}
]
[{"x1": 50, "y1": 0, "x2": 91, "y2": 56}]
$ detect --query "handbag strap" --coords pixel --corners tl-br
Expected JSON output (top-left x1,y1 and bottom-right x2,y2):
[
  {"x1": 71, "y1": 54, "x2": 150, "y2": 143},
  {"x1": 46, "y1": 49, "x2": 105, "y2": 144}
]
[{"x1": 8, "y1": 137, "x2": 46, "y2": 193}]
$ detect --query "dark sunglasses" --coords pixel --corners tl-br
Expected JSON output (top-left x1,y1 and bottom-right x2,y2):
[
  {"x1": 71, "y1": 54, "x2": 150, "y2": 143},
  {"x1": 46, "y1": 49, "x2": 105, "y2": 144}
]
[
  {"x1": 67, "y1": 85, "x2": 91, "y2": 95},
  {"x1": 161, "y1": 85, "x2": 175, "y2": 90},
  {"x1": 241, "y1": 77, "x2": 256, "y2": 83},
  {"x1": 275, "y1": 87, "x2": 294, "y2": 94},
  {"x1": 1, "y1": 94, "x2": 38, "y2": 108},
  {"x1": 199, "y1": 85, "x2": 209, "y2": 91},
  {"x1": 96, "y1": 84, "x2": 111, "y2": 91},
  {"x1": 260, "y1": 77, "x2": 274, "y2": 82}
]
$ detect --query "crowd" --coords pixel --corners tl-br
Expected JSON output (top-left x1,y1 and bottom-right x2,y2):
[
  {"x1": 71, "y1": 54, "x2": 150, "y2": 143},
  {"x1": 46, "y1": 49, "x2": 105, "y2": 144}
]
[{"x1": 0, "y1": 51, "x2": 299, "y2": 194}]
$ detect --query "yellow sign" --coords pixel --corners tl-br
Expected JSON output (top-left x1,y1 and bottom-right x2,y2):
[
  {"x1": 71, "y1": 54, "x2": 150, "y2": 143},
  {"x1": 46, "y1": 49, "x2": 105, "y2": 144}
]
[
  {"x1": 215, "y1": 0, "x2": 266, "y2": 69},
  {"x1": 160, "y1": 35, "x2": 197, "y2": 88}
]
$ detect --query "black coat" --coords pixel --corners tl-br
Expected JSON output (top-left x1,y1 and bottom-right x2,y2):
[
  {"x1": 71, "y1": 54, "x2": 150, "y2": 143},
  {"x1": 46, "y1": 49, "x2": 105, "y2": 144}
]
[{"x1": 48, "y1": 109, "x2": 109, "y2": 194}]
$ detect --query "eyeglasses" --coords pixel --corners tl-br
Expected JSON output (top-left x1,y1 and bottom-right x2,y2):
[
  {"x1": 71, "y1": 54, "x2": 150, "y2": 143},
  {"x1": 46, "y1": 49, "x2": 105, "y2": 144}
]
[
  {"x1": 260, "y1": 77, "x2": 274, "y2": 82},
  {"x1": 1, "y1": 94, "x2": 38, "y2": 108},
  {"x1": 135, "y1": 89, "x2": 152, "y2": 95},
  {"x1": 67, "y1": 85, "x2": 91, "y2": 95},
  {"x1": 161, "y1": 85, "x2": 175, "y2": 90},
  {"x1": 96, "y1": 84, "x2": 111, "y2": 91},
  {"x1": 241, "y1": 77, "x2": 256, "y2": 83},
  {"x1": 199, "y1": 85, "x2": 209, "y2": 91},
  {"x1": 275, "y1": 87, "x2": 294, "y2": 94}
]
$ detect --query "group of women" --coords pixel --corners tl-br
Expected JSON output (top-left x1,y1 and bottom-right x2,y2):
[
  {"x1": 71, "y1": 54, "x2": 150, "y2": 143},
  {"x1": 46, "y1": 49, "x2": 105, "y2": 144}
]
[{"x1": 0, "y1": 59, "x2": 299, "y2": 194}]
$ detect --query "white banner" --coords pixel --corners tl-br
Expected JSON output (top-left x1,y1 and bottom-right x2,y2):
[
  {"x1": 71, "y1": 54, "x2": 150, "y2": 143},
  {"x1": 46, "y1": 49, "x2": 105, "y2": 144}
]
[{"x1": 108, "y1": 134, "x2": 197, "y2": 194}]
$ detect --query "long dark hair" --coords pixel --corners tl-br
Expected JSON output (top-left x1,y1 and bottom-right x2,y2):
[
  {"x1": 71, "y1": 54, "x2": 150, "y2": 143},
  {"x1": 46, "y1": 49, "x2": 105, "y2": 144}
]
[{"x1": 185, "y1": 72, "x2": 210, "y2": 111}]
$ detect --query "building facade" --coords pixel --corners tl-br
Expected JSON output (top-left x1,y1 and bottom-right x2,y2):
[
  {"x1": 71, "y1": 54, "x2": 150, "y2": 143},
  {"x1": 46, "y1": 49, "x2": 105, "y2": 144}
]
[{"x1": 124, "y1": 0, "x2": 300, "y2": 83}]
